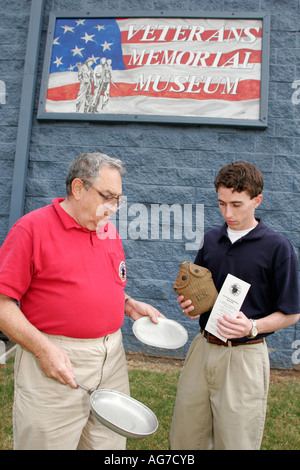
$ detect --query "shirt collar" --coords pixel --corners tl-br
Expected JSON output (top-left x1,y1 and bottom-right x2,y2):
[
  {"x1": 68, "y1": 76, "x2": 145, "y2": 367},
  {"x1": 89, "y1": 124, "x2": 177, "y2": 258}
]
[
  {"x1": 52, "y1": 198, "x2": 109, "y2": 232},
  {"x1": 219, "y1": 218, "x2": 267, "y2": 242}
]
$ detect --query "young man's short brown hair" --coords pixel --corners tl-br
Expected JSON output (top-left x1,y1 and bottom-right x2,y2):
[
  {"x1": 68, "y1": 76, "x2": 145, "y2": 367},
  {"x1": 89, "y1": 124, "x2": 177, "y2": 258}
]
[{"x1": 214, "y1": 162, "x2": 264, "y2": 199}]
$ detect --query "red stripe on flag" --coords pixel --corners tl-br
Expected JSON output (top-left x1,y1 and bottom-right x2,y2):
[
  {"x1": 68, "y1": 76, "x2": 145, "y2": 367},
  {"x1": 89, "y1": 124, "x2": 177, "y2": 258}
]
[
  {"x1": 109, "y1": 80, "x2": 260, "y2": 101},
  {"x1": 123, "y1": 49, "x2": 261, "y2": 70},
  {"x1": 47, "y1": 79, "x2": 260, "y2": 102},
  {"x1": 47, "y1": 83, "x2": 80, "y2": 101}
]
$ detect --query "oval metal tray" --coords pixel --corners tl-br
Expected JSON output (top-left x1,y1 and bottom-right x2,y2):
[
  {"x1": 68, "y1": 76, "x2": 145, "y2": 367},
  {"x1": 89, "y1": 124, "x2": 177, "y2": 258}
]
[{"x1": 90, "y1": 389, "x2": 158, "y2": 439}]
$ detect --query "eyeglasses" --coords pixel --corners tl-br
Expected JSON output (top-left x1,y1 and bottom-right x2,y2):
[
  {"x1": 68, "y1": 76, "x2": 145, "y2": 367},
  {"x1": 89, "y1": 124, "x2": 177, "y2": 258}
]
[
  {"x1": 81, "y1": 180, "x2": 126, "y2": 209},
  {"x1": 91, "y1": 186, "x2": 126, "y2": 209}
]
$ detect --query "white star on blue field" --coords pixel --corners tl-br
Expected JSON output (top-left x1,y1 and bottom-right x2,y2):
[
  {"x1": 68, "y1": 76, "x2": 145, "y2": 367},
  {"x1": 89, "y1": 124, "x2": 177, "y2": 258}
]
[{"x1": 49, "y1": 18, "x2": 126, "y2": 73}]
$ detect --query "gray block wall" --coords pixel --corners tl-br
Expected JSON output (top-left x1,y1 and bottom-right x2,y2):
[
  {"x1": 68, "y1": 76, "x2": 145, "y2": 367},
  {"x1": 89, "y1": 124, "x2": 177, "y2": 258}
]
[{"x1": 0, "y1": 0, "x2": 299, "y2": 369}]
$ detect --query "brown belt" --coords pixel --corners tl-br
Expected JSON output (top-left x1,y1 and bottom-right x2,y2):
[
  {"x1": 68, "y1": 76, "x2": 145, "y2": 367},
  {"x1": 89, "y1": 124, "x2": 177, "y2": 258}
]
[{"x1": 201, "y1": 329, "x2": 264, "y2": 347}]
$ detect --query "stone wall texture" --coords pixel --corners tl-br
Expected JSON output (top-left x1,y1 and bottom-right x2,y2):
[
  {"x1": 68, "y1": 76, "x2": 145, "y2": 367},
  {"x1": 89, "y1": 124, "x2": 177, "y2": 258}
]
[{"x1": 0, "y1": 0, "x2": 299, "y2": 369}]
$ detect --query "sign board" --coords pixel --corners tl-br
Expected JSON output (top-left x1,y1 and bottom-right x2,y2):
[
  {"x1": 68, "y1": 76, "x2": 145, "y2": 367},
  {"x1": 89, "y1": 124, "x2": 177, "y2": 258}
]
[{"x1": 38, "y1": 11, "x2": 270, "y2": 127}]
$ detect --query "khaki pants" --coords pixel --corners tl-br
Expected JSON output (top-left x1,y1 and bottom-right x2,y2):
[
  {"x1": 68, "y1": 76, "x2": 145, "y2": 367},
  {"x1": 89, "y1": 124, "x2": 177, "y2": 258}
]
[
  {"x1": 170, "y1": 332, "x2": 270, "y2": 450},
  {"x1": 13, "y1": 330, "x2": 129, "y2": 450}
]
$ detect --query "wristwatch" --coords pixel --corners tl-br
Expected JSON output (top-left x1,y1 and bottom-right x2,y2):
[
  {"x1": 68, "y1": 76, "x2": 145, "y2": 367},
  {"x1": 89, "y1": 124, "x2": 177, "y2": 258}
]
[{"x1": 247, "y1": 319, "x2": 258, "y2": 338}]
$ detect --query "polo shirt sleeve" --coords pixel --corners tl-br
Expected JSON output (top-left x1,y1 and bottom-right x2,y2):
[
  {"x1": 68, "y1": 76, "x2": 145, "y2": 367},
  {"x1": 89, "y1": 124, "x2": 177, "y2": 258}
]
[
  {"x1": 0, "y1": 224, "x2": 34, "y2": 302},
  {"x1": 272, "y1": 248, "x2": 300, "y2": 315}
]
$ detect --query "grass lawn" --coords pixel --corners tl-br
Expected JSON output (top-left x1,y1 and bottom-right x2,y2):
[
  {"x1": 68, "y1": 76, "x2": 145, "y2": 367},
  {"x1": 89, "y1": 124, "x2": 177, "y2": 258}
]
[{"x1": 0, "y1": 355, "x2": 299, "y2": 450}]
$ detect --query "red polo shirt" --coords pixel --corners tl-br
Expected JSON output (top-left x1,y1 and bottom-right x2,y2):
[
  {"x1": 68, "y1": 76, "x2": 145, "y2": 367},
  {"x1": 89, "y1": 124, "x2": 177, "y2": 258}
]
[{"x1": 0, "y1": 198, "x2": 127, "y2": 338}]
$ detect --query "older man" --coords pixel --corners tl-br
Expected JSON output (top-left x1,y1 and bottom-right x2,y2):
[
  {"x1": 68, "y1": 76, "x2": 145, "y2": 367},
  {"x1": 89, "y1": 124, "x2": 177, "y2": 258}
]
[{"x1": 0, "y1": 152, "x2": 163, "y2": 450}]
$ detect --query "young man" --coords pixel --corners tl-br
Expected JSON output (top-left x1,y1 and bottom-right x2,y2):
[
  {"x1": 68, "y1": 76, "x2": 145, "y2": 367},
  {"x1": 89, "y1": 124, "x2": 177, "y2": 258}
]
[
  {"x1": 170, "y1": 162, "x2": 299, "y2": 450},
  {"x1": 0, "y1": 152, "x2": 163, "y2": 450}
]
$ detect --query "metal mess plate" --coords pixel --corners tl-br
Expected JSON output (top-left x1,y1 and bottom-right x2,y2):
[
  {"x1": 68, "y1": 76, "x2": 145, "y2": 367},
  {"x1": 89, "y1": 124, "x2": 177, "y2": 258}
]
[{"x1": 90, "y1": 389, "x2": 158, "y2": 439}]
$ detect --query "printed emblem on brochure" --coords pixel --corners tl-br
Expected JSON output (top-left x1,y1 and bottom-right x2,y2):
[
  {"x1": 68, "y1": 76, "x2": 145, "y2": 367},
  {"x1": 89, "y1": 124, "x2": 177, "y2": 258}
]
[{"x1": 229, "y1": 283, "x2": 242, "y2": 296}]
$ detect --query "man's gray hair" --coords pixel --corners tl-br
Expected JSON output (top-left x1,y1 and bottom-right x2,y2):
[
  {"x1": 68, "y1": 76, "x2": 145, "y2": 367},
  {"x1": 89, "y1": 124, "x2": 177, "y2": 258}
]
[{"x1": 66, "y1": 152, "x2": 126, "y2": 195}]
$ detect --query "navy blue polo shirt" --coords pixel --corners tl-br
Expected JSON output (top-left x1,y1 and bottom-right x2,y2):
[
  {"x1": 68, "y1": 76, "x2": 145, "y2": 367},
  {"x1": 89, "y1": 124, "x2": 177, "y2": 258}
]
[{"x1": 194, "y1": 219, "x2": 300, "y2": 342}]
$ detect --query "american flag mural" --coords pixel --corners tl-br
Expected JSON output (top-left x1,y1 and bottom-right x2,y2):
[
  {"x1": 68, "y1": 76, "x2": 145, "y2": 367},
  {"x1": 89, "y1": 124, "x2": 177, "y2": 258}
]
[{"x1": 44, "y1": 17, "x2": 263, "y2": 120}]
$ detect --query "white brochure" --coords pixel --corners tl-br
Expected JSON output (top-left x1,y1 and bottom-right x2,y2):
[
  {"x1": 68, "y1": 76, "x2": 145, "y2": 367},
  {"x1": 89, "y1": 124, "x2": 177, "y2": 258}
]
[{"x1": 205, "y1": 273, "x2": 251, "y2": 342}]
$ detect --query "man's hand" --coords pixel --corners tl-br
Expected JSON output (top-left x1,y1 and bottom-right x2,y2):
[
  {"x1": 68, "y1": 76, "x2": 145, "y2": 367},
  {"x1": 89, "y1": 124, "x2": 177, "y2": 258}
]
[
  {"x1": 217, "y1": 311, "x2": 252, "y2": 339},
  {"x1": 177, "y1": 295, "x2": 199, "y2": 319},
  {"x1": 35, "y1": 340, "x2": 77, "y2": 389},
  {"x1": 125, "y1": 298, "x2": 165, "y2": 324}
]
